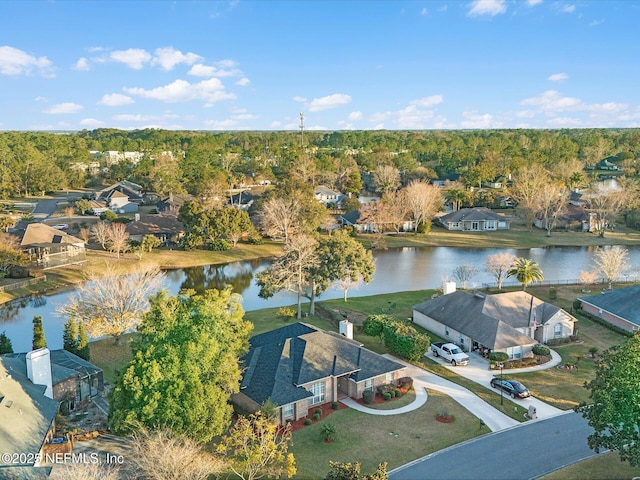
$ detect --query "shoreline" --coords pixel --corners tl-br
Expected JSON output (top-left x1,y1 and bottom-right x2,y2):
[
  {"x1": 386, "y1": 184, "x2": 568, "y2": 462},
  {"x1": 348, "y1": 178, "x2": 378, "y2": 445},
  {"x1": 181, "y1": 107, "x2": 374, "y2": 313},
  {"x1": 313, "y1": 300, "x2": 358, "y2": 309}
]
[{"x1": 2, "y1": 226, "x2": 640, "y2": 305}]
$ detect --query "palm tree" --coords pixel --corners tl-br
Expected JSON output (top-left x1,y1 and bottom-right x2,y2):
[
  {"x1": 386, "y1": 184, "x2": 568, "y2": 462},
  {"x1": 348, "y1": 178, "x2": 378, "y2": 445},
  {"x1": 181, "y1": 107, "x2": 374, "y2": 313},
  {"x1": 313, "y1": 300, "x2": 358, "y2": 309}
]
[
  {"x1": 507, "y1": 258, "x2": 544, "y2": 291},
  {"x1": 445, "y1": 189, "x2": 468, "y2": 212}
]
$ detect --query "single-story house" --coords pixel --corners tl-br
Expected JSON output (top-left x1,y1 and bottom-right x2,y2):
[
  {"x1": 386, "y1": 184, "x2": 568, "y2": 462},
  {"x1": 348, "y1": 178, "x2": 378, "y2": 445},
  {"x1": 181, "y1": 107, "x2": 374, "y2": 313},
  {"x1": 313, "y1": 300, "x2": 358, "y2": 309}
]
[
  {"x1": 125, "y1": 214, "x2": 186, "y2": 244},
  {"x1": 0, "y1": 352, "x2": 59, "y2": 471},
  {"x1": 534, "y1": 204, "x2": 597, "y2": 232},
  {"x1": 234, "y1": 322, "x2": 405, "y2": 425},
  {"x1": 438, "y1": 207, "x2": 510, "y2": 231},
  {"x1": 338, "y1": 210, "x2": 376, "y2": 233},
  {"x1": 4, "y1": 349, "x2": 104, "y2": 411},
  {"x1": 432, "y1": 173, "x2": 461, "y2": 188},
  {"x1": 94, "y1": 180, "x2": 143, "y2": 201},
  {"x1": 578, "y1": 285, "x2": 640, "y2": 333},
  {"x1": 20, "y1": 224, "x2": 86, "y2": 269},
  {"x1": 412, "y1": 288, "x2": 576, "y2": 359},
  {"x1": 314, "y1": 186, "x2": 345, "y2": 207},
  {"x1": 156, "y1": 193, "x2": 192, "y2": 215}
]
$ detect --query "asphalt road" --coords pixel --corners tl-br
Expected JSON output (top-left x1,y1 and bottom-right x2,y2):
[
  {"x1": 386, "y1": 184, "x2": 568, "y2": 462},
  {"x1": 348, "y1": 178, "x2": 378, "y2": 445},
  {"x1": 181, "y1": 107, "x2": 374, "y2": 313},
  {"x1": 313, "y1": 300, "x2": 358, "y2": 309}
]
[
  {"x1": 31, "y1": 198, "x2": 59, "y2": 219},
  {"x1": 389, "y1": 412, "x2": 597, "y2": 480}
]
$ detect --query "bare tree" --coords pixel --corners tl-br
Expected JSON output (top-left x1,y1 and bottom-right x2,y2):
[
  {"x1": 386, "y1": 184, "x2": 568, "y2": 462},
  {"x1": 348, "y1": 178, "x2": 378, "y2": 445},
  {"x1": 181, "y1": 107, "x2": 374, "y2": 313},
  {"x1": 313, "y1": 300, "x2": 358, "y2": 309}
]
[
  {"x1": 551, "y1": 158, "x2": 585, "y2": 190},
  {"x1": 259, "y1": 197, "x2": 302, "y2": 243},
  {"x1": 485, "y1": 252, "x2": 517, "y2": 290},
  {"x1": 402, "y1": 181, "x2": 443, "y2": 232},
  {"x1": 91, "y1": 221, "x2": 110, "y2": 250},
  {"x1": 77, "y1": 227, "x2": 91, "y2": 243},
  {"x1": 63, "y1": 205, "x2": 75, "y2": 219},
  {"x1": 58, "y1": 264, "x2": 165, "y2": 345},
  {"x1": 106, "y1": 222, "x2": 130, "y2": 258},
  {"x1": 585, "y1": 182, "x2": 635, "y2": 238},
  {"x1": 373, "y1": 165, "x2": 400, "y2": 194},
  {"x1": 50, "y1": 462, "x2": 120, "y2": 480},
  {"x1": 537, "y1": 183, "x2": 569, "y2": 237},
  {"x1": 510, "y1": 165, "x2": 549, "y2": 229},
  {"x1": 593, "y1": 246, "x2": 630, "y2": 289},
  {"x1": 452, "y1": 263, "x2": 478, "y2": 289},
  {"x1": 578, "y1": 270, "x2": 599, "y2": 286},
  {"x1": 129, "y1": 428, "x2": 224, "y2": 480}
]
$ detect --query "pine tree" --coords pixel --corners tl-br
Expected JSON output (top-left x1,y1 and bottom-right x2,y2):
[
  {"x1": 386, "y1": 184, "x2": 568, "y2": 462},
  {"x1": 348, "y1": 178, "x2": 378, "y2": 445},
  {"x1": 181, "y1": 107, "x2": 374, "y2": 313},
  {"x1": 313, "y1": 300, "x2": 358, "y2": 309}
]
[
  {"x1": 0, "y1": 331, "x2": 13, "y2": 354},
  {"x1": 32, "y1": 316, "x2": 47, "y2": 350},
  {"x1": 76, "y1": 321, "x2": 90, "y2": 361},
  {"x1": 63, "y1": 317, "x2": 78, "y2": 355}
]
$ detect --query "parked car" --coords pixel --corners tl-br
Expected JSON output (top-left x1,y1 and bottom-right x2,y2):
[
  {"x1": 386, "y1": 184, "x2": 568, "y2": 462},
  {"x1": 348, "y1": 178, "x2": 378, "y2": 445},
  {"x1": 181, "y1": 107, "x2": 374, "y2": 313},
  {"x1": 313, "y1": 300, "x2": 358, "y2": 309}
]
[
  {"x1": 430, "y1": 342, "x2": 469, "y2": 366},
  {"x1": 52, "y1": 223, "x2": 69, "y2": 230},
  {"x1": 490, "y1": 378, "x2": 530, "y2": 399}
]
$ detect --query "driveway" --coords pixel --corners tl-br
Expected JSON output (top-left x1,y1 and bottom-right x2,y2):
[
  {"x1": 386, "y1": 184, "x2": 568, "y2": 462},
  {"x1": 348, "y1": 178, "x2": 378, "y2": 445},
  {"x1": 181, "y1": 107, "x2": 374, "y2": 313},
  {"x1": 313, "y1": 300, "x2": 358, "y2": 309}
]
[
  {"x1": 31, "y1": 198, "x2": 59, "y2": 220},
  {"x1": 427, "y1": 349, "x2": 565, "y2": 420},
  {"x1": 389, "y1": 412, "x2": 597, "y2": 480}
]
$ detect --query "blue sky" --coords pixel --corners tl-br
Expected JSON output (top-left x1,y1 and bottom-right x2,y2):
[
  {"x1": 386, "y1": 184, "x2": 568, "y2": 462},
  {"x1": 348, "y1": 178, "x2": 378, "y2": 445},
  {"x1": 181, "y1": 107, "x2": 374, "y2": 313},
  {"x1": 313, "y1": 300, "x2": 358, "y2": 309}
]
[{"x1": 1, "y1": 0, "x2": 639, "y2": 131}]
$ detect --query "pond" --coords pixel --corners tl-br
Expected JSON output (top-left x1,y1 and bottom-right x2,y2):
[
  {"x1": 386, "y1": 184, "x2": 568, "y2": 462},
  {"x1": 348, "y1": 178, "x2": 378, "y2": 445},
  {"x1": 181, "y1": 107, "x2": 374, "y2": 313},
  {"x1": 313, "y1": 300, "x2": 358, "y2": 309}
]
[{"x1": 2, "y1": 245, "x2": 640, "y2": 353}]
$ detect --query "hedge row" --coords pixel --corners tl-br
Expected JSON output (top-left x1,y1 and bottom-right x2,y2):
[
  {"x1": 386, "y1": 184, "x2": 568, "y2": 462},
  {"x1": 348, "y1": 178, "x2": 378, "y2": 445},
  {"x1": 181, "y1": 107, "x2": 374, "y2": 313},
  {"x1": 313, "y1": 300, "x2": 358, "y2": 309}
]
[{"x1": 363, "y1": 314, "x2": 430, "y2": 361}]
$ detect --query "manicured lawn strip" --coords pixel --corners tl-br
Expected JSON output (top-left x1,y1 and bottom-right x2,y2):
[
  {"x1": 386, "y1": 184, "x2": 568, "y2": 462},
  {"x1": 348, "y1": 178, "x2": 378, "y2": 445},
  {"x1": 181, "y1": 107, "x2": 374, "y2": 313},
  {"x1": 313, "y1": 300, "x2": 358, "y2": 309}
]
[
  {"x1": 320, "y1": 290, "x2": 437, "y2": 322},
  {"x1": 89, "y1": 333, "x2": 138, "y2": 385},
  {"x1": 291, "y1": 389, "x2": 491, "y2": 480},
  {"x1": 243, "y1": 309, "x2": 336, "y2": 336},
  {"x1": 417, "y1": 357, "x2": 526, "y2": 422},
  {"x1": 362, "y1": 390, "x2": 416, "y2": 410},
  {"x1": 539, "y1": 451, "x2": 640, "y2": 480}
]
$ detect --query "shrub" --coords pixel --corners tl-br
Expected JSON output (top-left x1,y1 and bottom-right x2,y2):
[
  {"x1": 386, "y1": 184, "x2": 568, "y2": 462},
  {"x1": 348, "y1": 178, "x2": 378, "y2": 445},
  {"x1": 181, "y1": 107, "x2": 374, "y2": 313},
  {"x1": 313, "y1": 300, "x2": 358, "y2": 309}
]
[
  {"x1": 572, "y1": 299, "x2": 583, "y2": 311},
  {"x1": 208, "y1": 239, "x2": 230, "y2": 251},
  {"x1": 548, "y1": 287, "x2": 557, "y2": 300},
  {"x1": 248, "y1": 234, "x2": 264, "y2": 245},
  {"x1": 362, "y1": 314, "x2": 389, "y2": 337},
  {"x1": 362, "y1": 390, "x2": 375, "y2": 404},
  {"x1": 416, "y1": 219, "x2": 431, "y2": 234},
  {"x1": 100, "y1": 210, "x2": 118, "y2": 222},
  {"x1": 588, "y1": 346, "x2": 598, "y2": 358},
  {"x1": 546, "y1": 337, "x2": 571, "y2": 346},
  {"x1": 532, "y1": 345, "x2": 550, "y2": 357},
  {"x1": 314, "y1": 408, "x2": 323, "y2": 416},
  {"x1": 394, "y1": 389, "x2": 402, "y2": 397},
  {"x1": 277, "y1": 306, "x2": 296, "y2": 320},
  {"x1": 331, "y1": 402, "x2": 340, "y2": 410},
  {"x1": 397, "y1": 377, "x2": 413, "y2": 390},
  {"x1": 489, "y1": 351, "x2": 509, "y2": 362},
  {"x1": 382, "y1": 392, "x2": 392, "y2": 401},
  {"x1": 321, "y1": 423, "x2": 337, "y2": 442},
  {"x1": 313, "y1": 413, "x2": 321, "y2": 421},
  {"x1": 376, "y1": 383, "x2": 395, "y2": 396},
  {"x1": 363, "y1": 314, "x2": 430, "y2": 361},
  {"x1": 304, "y1": 419, "x2": 312, "y2": 426}
]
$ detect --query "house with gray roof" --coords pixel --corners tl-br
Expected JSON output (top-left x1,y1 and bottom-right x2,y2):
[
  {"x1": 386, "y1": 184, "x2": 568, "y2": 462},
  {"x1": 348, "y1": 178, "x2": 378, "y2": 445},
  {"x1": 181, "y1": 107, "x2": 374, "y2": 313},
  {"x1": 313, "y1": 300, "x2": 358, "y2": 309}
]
[
  {"x1": 20, "y1": 223, "x2": 86, "y2": 269},
  {"x1": 314, "y1": 185, "x2": 345, "y2": 207},
  {"x1": 578, "y1": 285, "x2": 640, "y2": 333},
  {"x1": 234, "y1": 322, "x2": 405, "y2": 424},
  {"x1": 438, "y1": 207, "x2": 510, "y2": 231},
  {"x1": 413, "y1": 289, "x2": 575, "y2": 359},
  {"x1": 0, "y1": 355, "x2": 59, "y2": 472}
]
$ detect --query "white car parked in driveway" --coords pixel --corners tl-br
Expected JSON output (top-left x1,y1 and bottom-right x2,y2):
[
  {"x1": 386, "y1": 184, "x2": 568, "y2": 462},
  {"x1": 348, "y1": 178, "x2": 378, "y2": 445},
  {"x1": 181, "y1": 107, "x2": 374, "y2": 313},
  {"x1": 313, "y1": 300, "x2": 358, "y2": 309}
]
[
  {"x1": 52, "y1": 223, "x2": 69, "y2": 230},
  {"x1": 430, "y1": 342, "x2": 470, "y2": 366}
]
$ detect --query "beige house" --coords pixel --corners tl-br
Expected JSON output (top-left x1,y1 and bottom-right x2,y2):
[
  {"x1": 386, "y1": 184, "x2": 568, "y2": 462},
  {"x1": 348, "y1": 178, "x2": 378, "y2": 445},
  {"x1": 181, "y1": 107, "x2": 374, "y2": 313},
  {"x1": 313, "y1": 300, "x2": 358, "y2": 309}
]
[
  {"x1": 413, "y1": 289, "x2": 576, "y2": 359},
  {"x1": 234, "y1": 322, "x2": 405, "y2": 425},
  {"x1": 20, "y1": 224, "x2": 86, "y2": 269},
  {"x1": 579, "y1": 285, "x2": 640, "y2": 333}
]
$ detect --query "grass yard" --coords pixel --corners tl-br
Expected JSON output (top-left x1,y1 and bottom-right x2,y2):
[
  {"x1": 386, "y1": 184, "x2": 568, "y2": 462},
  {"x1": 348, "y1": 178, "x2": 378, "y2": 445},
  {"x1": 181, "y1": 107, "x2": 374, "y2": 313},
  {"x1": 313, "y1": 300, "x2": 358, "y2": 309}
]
[
  {"x1": 540, "y1": 451, "x2": 640, "y2": 480},
  {"x1": 290, "y1": 388, "x2": 491, "y2": 480},
  {"x1": 89, "y1": 333, "x2": 137, "y2": 385}
]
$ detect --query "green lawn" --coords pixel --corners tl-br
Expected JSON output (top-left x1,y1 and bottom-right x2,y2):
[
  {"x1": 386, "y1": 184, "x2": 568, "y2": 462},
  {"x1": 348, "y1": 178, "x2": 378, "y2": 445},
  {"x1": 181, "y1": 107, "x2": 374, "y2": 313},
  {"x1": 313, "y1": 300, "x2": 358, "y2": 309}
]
[
  {"x1": 291, "y1": 388, "x2": 491, "y2": 480},
  {"x1": 539, "y1": 451, "x2": 640, "y2": 480},
  {"x1": 89, "y1": 333, "x2": 138, "y2": 385}
]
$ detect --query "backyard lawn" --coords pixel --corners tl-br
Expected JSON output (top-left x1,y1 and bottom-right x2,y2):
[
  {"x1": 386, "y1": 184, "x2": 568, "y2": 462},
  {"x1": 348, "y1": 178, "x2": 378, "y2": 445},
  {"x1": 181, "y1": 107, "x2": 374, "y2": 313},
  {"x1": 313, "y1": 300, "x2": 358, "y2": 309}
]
[
  {"x1": 540, "y1": 451, "x2": 639, "y2": 480},
  {"x1": 290, "y1": 388, "x2": 491, "y2": 480}
]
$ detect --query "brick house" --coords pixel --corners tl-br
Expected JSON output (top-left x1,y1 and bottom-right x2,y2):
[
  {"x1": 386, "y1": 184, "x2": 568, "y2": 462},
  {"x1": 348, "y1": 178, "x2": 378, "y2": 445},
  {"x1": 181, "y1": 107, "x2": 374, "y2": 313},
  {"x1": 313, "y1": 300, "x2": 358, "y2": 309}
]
[{"x1": 579, "y1": 285, "x2": 640, "y2": 333}]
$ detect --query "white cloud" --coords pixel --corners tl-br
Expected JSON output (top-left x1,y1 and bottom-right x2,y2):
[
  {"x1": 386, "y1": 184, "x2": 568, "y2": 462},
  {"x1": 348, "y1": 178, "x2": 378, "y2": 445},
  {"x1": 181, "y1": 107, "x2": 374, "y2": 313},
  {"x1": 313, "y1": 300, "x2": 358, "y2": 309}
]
[
  {"x1": 270, "y1": 121, "x2": 282, "y2": 128},
  {"x1": 293, "y1": 96, "x2": 307, "y2": 103},
  {"x1": 34, "y1": 96, "x2": 48, "y2": 102},
  {"x1": 29, "y1": 124, "x2": 55, "y2": 130},
  {"x1": 336, "y1": 121, "x2": 355, "y2": 129},
  {"x1": 0, "y1": 46, "x2": 53, "y2": 76},
  {"x1": 467, "y1": 0, "x2": 507, "y2": 17},
  {"x1": 527, "y1": 0, "x2": 543, "y2": 5},
  {"x1": 74, "y1": 57, "x2": 90, "y2": 71},
  {"x1": 153, "y1": 47, "x2": 202, "y2": 71},
  {"x1": 590, "y1": 19, "x2": 605, "y2": 26},
  {"x1": 373, "y1": 123, "x2": 385, "y2": 130},
  {"x1": 460, "y1": 110, "x2": 502, "y2": 128},
  {"x1": 98, "y1": 93, "x2": 134, "y2": 107},
  {"x1": 44, "y1": 102, "x2": 84, "y2": 114},
  {"x1": 520, "y1": 90, "x2": 581, "y2": 112},
  {"x1": 110, "y1": 48, "x2": 152, "y2": 69},
  {"x1": 560, "y1": 4, "x2": 576, "y2": 13},
  {"x1": 585, "y1": 102, "x2": 628, "y2": 114},
  {"x1": 420, "y1": 7, "x2": 428, "y2": 15},
  {"x1": 308, "y1": 93, "x2": 352, "y2": 112},
  {"x1": 187, "y1": 62, "x2": 241, "y2": 78},
  {"x1": 188, "y1": 64, "x2": 217, "y2": 77},
  {"x1": 124, "y1": 78, "x2": 235, "y2": 105},
  {"x1": 80, "y1": 118, "x2": 106, "y2": 127},
  {"x1": 547, "y1": 117, "x2": 582, "y2": 127},
  {"x1": 548, "y1": 72, "x2": 568, "y2": 82},
  {"x1": 232, "y1": 113, "x2": 259, "y2": 121},
  {"x1": 204, "y1": 119, "x2": 238, "y2": 130},
  {"x1": 236, "y1": 77, "x2": 250, "y2": 86},
  {"x1": 411, "y1": 95, "x2": 444, "y2": 107},
  {"x1": 348, "y1": 111, "x2": 363, "y2": 121},
  {"x1": 396, "y1": 105, "x2": 436, "y2": 129}
]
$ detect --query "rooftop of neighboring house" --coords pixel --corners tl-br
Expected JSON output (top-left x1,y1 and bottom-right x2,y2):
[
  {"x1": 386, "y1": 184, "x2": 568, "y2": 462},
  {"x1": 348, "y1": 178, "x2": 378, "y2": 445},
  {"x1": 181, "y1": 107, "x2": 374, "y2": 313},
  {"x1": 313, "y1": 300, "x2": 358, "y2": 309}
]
[
  {"x1": 240, "y1": 322, "x2": 404, "y2": 407},
  {"x1": 125, "y1": 214, "x2": 185, "y2": 236},
  {"x1": 413, "y1": 291, "x2": 572, "y2": 349},
  {"x1": 20, "y1": 224, "x2": 85, "y2": 247},
  {"x1": 314, "y1": 185, "x2": 342, "y2": 197},
  {"x1": 579, "y1": 285, "x2": 640, "y2": 326},
  {"x1": 0, "y1": 357, "x2": 59, "y2": 464},
  {"x1": 439, "y1": 207, "x2": 508, "y2": 223}
]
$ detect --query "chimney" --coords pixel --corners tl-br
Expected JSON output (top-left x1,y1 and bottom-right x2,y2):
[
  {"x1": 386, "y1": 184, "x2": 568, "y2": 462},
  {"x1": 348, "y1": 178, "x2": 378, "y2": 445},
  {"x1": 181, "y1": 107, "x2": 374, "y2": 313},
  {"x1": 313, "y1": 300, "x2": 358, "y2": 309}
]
[
  {"x1": 134, "y1": 213, "x2": 140, "y2": 222},
  {"x1": 26, "y1": 348, "x2": 53, "y2": 399},
  {"x1": 442, "y1": 281, "x2": 457, "y2": 295},
  {"x1": 339, "y1": 319, "x2": 353, "y2": 339}
]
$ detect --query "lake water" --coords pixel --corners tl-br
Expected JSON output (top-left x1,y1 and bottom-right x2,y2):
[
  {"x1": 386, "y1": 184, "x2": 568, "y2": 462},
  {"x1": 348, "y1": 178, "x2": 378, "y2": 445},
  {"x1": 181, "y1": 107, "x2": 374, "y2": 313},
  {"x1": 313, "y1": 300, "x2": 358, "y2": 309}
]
[{"x1": 2, "y1": 245, "x2": 640, "y2": 353}]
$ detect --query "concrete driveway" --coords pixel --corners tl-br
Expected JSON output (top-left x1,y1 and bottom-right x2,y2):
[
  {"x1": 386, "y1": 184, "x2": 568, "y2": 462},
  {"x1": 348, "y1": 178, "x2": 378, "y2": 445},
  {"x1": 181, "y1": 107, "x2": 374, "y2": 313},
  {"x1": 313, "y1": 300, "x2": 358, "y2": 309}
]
[{"x1": 427, "y1": 349, "x2": 565, "y2": 420}]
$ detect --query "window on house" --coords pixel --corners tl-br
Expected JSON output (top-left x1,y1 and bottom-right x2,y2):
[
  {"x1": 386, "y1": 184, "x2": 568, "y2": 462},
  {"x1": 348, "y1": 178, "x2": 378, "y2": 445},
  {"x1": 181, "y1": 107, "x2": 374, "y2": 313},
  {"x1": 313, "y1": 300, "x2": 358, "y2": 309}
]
[
  {"x1": 364, "y1": 379, "x2": 374, "y2": 392},
  {"x1": 308, "y1": 382, "x2": 326, "y2": 405},
  {"x1": 554, "y1": 323, "x2": 563, "y2": 338},
  {"x1": 283, "y1": 403, "x2": 294, "y2": 419}
]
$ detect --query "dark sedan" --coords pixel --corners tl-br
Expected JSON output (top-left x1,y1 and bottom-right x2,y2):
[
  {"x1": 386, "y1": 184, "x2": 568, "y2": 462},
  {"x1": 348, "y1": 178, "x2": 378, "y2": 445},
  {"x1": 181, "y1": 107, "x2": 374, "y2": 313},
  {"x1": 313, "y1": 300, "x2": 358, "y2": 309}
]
[{"x1": 490, "y1": 378, "x2": 530, "y2": 399}]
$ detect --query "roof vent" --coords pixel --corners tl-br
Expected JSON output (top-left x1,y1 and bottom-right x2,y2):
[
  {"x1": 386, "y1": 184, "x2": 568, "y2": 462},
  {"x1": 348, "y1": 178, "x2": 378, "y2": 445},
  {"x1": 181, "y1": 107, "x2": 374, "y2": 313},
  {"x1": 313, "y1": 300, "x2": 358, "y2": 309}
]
[{"x1": 474, "y1": 293, "x2": 485, "y2": 299}]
